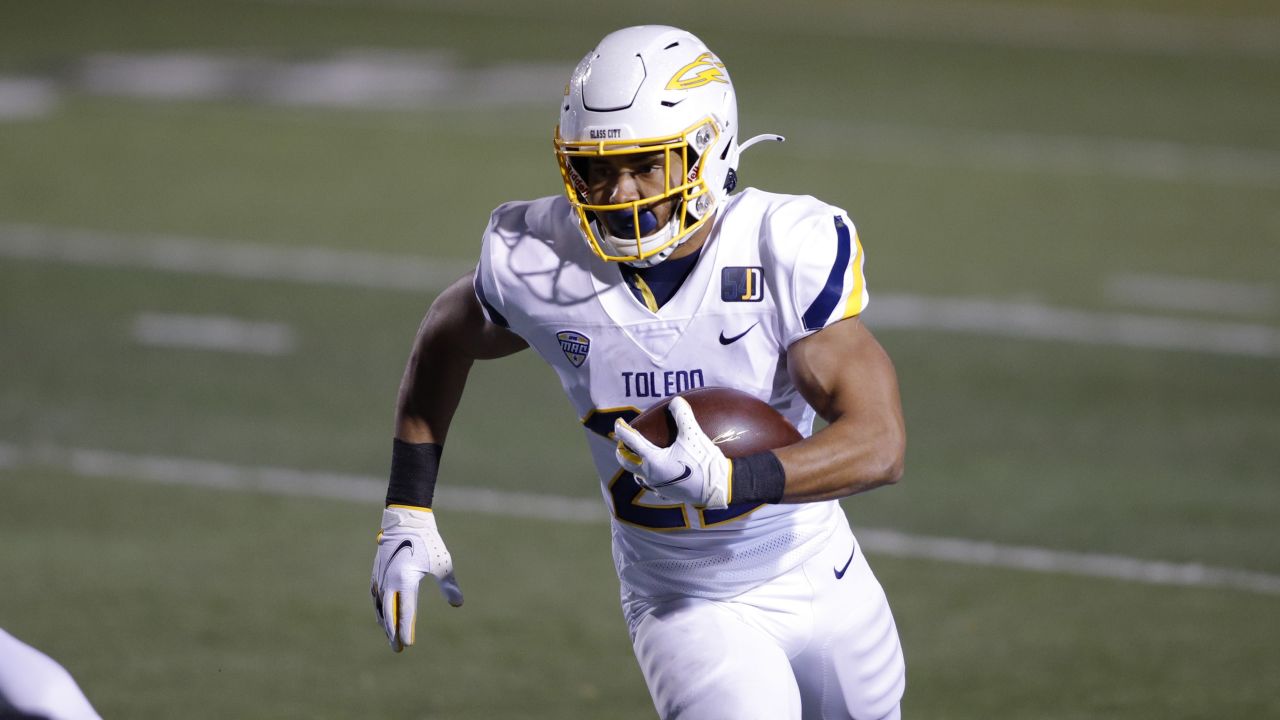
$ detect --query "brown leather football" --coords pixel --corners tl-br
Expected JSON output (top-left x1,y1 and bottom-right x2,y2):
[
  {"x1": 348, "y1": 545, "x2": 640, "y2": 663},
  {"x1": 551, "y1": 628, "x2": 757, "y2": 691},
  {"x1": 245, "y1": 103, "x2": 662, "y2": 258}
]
[{"x1": 630, "y1": 386, "x2": 802, "y2": 458}]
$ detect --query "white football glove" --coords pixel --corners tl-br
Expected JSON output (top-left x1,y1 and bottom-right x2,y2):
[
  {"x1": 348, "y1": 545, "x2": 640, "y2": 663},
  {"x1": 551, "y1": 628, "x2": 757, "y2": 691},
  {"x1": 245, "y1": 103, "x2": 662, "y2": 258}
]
[
  {"x1": 370, "y1": 505, "x2": 464, "y2": 652},
  {"x1": 614, "y1": 396, "x2": 731, "y2": 510}
]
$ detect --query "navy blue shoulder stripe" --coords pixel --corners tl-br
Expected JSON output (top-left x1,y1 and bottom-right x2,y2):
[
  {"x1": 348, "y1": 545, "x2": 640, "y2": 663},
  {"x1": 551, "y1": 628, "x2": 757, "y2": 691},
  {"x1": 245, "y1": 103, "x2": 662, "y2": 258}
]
[
  {"x1": 472, "y1": 271, "x2": 510, "y2": 329},
  {"x1": 800, "y1": 216, "x2": 852, "y2": 331}
]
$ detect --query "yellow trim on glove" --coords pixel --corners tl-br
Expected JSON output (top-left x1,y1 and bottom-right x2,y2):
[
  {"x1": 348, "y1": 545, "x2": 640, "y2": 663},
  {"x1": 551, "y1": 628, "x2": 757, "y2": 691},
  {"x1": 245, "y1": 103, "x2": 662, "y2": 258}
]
[
  {"x1": 616, "y1": 442, "x2": 643, "y2": 466},
  {"x1": 387, "y1": 504, "x2": 433, "y2": 513}
]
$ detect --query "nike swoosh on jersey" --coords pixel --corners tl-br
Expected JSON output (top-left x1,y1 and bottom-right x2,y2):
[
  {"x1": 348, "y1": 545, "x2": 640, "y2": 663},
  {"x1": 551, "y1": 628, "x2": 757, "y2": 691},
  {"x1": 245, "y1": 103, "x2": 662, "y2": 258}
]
[
  {"x1": 833, "y1": 545, "x2": 856, "y2": 579},
  {"x1": 718, "y1": 322, "x2": 759, "y2": 345},
  {"x1": 648, "y1": 464, "x2": 693, "y2": 488}
]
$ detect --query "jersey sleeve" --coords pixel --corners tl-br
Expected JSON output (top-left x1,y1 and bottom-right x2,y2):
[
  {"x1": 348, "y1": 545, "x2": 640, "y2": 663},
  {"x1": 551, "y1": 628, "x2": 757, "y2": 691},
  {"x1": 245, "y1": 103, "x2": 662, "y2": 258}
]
[
  {"x1": 472, "y1": 262, "x2": 510, "y2": 330},
  {"x1": 472, "y1": 208, "x2": 513, "y2": 330},
  {"x1": 471, "y1": 196, "x2": 590, "y2": 339},
  {"x1": 766, "y1": 203, "x2": 869, "y2": 347}
]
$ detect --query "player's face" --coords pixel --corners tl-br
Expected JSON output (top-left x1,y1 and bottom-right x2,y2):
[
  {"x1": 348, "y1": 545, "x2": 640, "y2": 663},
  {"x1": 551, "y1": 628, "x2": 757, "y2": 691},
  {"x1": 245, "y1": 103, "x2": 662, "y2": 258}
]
[{"x1": 584, "y1": 151, "x2": 686, "y2": 237}]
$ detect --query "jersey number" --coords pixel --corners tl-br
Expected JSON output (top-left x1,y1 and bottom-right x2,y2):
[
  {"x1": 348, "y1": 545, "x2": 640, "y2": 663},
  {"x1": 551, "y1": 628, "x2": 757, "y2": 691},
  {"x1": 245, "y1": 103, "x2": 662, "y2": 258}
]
[{"x1": 585, "y1": 407, "x2": 761, "y2": 530}]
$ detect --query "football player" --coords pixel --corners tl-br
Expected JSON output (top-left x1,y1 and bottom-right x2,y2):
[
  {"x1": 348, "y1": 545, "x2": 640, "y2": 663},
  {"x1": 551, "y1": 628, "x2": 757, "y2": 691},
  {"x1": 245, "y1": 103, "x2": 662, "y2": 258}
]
[{"x1": 371, "y1": 25, "x2": 907, "y2": 719}]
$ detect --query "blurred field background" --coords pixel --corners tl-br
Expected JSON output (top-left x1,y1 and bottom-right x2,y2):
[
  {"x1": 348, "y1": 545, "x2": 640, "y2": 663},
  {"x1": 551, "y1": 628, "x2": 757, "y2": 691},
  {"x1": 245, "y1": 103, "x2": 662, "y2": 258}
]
[{"x1": 2, "y1": 0, "x2": 1278, "y2": 717}]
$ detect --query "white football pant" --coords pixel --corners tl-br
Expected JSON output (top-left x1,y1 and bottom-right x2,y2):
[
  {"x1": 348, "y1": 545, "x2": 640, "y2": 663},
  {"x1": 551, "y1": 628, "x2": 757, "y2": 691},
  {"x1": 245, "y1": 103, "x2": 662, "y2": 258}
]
[{"x1": 625, "y1": 523, "x2": 905, "y2": 720}]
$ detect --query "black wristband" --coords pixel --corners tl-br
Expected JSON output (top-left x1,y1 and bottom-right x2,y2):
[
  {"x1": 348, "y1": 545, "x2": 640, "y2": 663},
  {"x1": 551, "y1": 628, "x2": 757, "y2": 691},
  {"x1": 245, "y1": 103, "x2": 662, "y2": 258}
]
[
  {"x1": 385, "y1": 439, "x2": 442, "y2": 509},
  {"x1": 730, "y1": 451, "x2": 787, "y2": 504}
]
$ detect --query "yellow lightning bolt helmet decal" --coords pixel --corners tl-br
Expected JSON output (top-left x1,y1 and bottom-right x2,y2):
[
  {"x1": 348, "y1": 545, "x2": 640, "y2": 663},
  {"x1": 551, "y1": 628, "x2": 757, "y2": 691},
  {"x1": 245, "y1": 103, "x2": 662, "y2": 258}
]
[{"x1": 666, "y1": 52, "x2": 728, "y2": 91}]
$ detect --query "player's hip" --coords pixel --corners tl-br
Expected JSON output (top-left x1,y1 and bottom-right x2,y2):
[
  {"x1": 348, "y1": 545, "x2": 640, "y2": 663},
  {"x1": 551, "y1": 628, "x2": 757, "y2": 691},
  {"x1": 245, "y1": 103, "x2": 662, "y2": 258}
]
[
  {"x1": 623, "y1": 527, "x2": 906, "y2": 720},
  {"x1": 612, "y1": 501, "x2": 844, "y2": 603}
]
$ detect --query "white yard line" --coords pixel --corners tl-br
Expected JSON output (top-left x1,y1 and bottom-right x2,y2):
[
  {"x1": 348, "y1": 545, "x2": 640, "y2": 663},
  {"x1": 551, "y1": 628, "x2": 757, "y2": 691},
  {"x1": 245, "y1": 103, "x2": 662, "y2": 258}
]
[
  {"x1": 797, "y1": 122, "x2": 1280, "y2": 189},
  {"x1": 1104, "y1": 272, "x2": 1277, "y2": 317},
  {"x1": 11, "y1": 50, "x2": 1280, "y2": 187},
  {"x1": 3, "y1": 441, "x2": 1277, "y2": 596},
  {"x1": 4, "y1": 223, "x2": 1278, "y2": 359},
  {"x1": 0, "y1": 77, "x2": 58, "y2": 121},
  {"x1": 77, "y1": 51, "x2": 565, "y2": 110},
  {"x1": 870, "y1": 293, "x2": 1280, "y2": 358},
  {"x1": 132, "y1": 313, "x2": 297, "y2": 355},
  {"x1": 0, "y1": 223, "x2": 474, "y2": 291},
  {"x1": 856, "y1": 528, "x2": 1280, "y2": 596}
]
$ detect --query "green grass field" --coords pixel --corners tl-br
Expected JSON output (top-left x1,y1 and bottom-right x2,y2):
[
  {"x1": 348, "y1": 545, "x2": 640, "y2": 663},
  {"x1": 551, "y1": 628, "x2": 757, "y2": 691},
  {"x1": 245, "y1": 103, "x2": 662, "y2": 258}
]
[{"x1": 2, "y1": 1, "x2": 1278, "y2": 717}]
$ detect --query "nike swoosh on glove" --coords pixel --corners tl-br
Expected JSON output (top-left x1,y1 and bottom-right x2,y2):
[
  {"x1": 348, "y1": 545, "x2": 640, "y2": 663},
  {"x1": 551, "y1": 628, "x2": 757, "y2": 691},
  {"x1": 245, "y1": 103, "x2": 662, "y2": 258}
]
[
  {"x1": 370, "y1": 505, "x2": 464, "y2": 652},
  {"x1": 613, "y1": 396, "x2": 730, "y2": 509}
]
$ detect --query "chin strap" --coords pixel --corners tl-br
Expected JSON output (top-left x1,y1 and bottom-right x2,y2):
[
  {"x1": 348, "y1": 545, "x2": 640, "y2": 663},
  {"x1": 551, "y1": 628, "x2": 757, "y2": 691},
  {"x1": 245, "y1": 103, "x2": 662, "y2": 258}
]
[{"x1": 614, "y1": 212, "x2": 683, "y2": 268}]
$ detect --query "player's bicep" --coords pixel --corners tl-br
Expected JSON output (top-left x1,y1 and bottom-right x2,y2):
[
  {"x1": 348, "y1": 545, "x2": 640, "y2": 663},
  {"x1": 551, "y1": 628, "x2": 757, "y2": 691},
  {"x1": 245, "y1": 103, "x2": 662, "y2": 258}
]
[
  {"x1": 786, "y1": 317, "x2": 900, "y2": 429},
  {"x1": 426, "y1": 272, "x2": 527, "y2": 360},
  {"x1": 773, "y1": 318, "x2": 905, "y2": 498},
  {"x1": 396, "y1": 274, "x2": 525, "y2": 442}
]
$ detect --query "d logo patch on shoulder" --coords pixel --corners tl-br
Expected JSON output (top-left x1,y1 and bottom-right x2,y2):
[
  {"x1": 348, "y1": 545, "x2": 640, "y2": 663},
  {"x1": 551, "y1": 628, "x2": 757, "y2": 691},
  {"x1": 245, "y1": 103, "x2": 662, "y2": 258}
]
[
  {"x1": 557, "y1": 330, "x2": 591, "y2": 367},
  {"x1": 721, "y1": 266, "x2": 764, "y2": 302}
]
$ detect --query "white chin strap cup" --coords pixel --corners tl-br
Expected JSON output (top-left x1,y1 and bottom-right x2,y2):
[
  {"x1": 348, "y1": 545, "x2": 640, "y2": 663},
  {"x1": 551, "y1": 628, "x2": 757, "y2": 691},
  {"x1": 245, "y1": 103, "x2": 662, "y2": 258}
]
[{"x1": 600, "y1": 211, "x2": 681, "y2": 268}]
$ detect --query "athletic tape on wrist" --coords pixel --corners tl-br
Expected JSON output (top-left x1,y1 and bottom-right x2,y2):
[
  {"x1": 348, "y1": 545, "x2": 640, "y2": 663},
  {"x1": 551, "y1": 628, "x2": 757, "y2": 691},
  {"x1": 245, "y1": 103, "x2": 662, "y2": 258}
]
[
  {"x1": 730, "y1": 451, "x2": 786, "y2": 504},
  {"x1": 385, "y1": 439, "x2": 442, "y2": 509}
]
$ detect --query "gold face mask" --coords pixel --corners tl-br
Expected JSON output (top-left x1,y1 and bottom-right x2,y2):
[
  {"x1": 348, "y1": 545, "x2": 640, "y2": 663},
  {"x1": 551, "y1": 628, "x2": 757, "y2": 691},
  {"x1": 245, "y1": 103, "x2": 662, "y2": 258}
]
[{"x1": 555, "y1": 119, "x2": 719, "y2": 265}]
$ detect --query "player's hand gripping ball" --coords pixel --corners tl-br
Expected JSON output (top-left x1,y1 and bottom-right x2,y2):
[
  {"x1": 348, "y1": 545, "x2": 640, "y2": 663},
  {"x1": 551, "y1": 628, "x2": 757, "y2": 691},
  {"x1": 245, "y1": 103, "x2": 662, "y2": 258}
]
[{"x1": 614, "y1": 387, "x2": 802, "y2": 508}]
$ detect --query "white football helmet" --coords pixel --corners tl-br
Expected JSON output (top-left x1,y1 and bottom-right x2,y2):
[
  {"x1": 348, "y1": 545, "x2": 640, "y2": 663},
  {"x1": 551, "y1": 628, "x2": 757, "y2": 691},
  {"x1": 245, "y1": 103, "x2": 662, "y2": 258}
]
[{"x1": 555, "y1": 25, "x2": 780, "y2": 266}]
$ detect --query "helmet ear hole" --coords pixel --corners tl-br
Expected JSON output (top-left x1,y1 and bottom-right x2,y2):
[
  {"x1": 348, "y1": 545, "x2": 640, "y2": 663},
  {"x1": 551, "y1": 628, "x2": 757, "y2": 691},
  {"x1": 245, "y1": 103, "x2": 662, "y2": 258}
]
[
  {"x1": 682, "y1": 148, "x2": 701, "y2": 185},
  {"x1": 724, "y1": 168, "x2": 737, "y2": 193},
  {"x1": 567, "y1": 157, "x2": 592, "y2": 199}
]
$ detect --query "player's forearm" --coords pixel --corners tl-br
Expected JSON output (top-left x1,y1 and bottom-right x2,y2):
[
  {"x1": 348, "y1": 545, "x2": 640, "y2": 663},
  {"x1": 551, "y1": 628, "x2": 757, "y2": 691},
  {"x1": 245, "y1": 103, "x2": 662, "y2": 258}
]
[
  {"x1": 776, "y1": 317, "x2": 905, "y2": 503},
  {"x1": 394, "y1": 339, "x2": 474, "y2": 445},
  {"x1": 771, "y1": 414, "x2": 904, "y2": 503},
  {"x1": 386, "y1": 320, "x2": 476, "y2": 509}
]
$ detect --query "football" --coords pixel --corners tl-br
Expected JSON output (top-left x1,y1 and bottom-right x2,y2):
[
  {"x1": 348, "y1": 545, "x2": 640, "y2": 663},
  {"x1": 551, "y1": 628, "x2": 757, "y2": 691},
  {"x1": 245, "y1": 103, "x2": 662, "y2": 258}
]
[{"x1": 629, "y1": 386, "x2": 802, "y2": 457}]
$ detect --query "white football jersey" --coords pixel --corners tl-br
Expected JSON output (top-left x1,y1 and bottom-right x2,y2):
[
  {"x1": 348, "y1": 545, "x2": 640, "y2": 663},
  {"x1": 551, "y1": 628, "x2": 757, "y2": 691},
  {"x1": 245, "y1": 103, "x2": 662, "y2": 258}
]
[{"x1": 474, "y1": 188, "x2": 870, "y2": 599}]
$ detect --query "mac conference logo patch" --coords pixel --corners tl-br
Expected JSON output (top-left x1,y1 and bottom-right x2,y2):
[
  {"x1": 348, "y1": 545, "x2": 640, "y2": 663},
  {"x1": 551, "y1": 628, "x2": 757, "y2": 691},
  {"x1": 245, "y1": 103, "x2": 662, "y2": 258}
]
[{"x1": 557, "y1": 330, "x2": 591, "y2": 367}]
